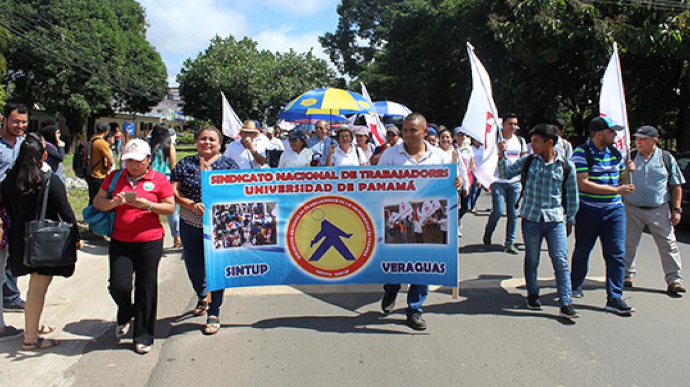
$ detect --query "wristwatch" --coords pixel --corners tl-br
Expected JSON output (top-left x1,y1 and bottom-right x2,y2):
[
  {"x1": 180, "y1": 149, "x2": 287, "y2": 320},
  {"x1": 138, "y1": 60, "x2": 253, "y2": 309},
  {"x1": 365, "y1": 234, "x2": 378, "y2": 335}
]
[{"x1": 672, "y1": 207, "x2": 683, "y2": 214}]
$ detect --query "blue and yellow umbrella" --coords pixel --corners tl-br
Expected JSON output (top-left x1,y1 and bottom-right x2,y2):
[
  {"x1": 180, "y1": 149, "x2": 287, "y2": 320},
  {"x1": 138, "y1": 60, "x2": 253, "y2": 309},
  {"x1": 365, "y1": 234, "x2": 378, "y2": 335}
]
[{"x1": 278, "y1": 88, "x2": 375, "y2": 121}]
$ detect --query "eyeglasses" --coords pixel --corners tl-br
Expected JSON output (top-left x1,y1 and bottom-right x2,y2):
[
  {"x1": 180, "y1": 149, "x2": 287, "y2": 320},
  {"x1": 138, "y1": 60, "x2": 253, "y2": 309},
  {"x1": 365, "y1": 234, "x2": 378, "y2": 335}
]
[
  {"x1": 315, "y1": 126, "x2": 326, "y2": 130},
  {"x1": 288, "y1": 138, "x2": 300, "y2": 142}
]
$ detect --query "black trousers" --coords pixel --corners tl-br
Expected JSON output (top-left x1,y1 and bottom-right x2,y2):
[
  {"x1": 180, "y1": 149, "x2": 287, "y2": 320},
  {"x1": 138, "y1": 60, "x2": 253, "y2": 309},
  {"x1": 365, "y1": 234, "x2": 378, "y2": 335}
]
[
  {"x1": 108, "y1": 238, "x2": 163, "y2": 346},
  {"x1": 86, "y1": 176, "x2": 104, "y2": 205}
]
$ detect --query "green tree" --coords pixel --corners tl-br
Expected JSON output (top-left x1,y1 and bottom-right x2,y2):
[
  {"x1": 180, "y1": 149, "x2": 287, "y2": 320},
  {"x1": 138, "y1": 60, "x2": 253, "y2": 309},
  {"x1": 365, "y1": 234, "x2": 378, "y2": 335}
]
[
  {"x1": 0, "y1": 0, "x2": 167, "y2": 142},
  {"x1": 178, "y1": 36, "x2": 338, "y2": 127},
  {"x1": 324, "y1": 0, "x2": 690, "y2": 148}
]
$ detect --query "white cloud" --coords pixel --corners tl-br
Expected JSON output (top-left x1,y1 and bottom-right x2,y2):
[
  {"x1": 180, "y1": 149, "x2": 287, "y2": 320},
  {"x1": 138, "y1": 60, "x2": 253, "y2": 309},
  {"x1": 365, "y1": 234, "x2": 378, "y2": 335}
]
[
  {"x1": 141, "y1": 0, "x2": 250, "y2": 54},
  {"x1": 255, "y1": 24, "x2": 328, "y2": 61},
  {"x1": 140, "y1": 0, "x2": 339, "y2": 85},
  {"x1": 232, "y1": 0, "x2": 337, "y2": 18}
]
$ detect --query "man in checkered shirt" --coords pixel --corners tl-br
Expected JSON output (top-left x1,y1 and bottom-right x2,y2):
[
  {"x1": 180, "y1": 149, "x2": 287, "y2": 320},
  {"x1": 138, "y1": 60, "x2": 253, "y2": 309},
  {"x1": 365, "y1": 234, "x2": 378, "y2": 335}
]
[{"x1": 498, "y1": 124, "x2": 580, "y2": 319}]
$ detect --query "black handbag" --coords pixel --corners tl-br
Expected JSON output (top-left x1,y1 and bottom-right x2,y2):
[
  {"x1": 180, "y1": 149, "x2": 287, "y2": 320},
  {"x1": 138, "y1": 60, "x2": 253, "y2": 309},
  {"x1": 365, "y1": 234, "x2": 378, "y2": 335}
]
[{"x1": 23, "y1": 172, "x2": 78, "y2": 268}]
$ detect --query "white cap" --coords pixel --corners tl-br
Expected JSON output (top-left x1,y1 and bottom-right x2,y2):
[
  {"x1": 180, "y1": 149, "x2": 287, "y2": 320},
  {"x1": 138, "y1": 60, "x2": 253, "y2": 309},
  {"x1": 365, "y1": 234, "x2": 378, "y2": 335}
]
[{"x1": 121, "y1": 139, "x2": 151, "y2": 161}]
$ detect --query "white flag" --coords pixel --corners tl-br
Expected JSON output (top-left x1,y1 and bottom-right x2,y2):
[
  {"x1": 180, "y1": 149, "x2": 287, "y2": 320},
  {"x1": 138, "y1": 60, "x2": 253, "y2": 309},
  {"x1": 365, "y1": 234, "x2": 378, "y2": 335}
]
[
  {"x1": 388, "y1": 212, "x2": 400, "y2": 224},
  {"x1": 360, "y1": 82, "x2": 387, "y2": 146},
  {"x1": 399, "y1": 201, "x2": 413, "y2": 219},
  {"x1": 461, "y1": 43, "x2": 499, "y2": 188},
  {"x1": 599, "y1": 42, "x2": 630, "y2": 157},
  {"x1": 221, "y1": 91, "x2": 243, "y2": 139}
]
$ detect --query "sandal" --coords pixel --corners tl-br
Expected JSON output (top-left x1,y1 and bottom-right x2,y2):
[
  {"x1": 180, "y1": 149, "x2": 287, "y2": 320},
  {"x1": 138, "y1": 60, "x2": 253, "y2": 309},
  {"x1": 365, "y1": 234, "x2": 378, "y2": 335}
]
[
  {"x1": 203, "y1": 316, "x2": 220, "y2": 335},
  {"x1": 134, "y1": 343, "x2": 152, "y2": 355},
  {"x1": 193, "y1": 298, "x2": 209, "y2": 316},
  {"x1": 22, "y1": 337, "x2": 60, "y2": 351},
  {"x1": 38, "y1": 325, "x2": 56, "y2": 335},
  {"x1": 115, "y1": 320, "x2": 131, "y2": 340}
]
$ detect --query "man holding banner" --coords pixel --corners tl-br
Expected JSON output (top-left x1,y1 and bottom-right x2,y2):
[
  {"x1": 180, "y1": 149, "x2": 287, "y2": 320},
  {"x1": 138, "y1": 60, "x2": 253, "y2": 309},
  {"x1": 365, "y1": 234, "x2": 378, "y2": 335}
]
[
  {"x1": 379, "y1": 113, "x2": 459, "y2": 330},
  {"x1": 570, "y1": 116, "x2": 636, "y2": 315},
  {"x1": 483, "y1": 113, "x2": 528, "y2": 254}
]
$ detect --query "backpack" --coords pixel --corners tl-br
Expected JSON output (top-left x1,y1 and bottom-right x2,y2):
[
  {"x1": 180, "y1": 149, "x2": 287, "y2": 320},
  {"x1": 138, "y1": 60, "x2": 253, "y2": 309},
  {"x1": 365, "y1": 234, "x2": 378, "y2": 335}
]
[
  {"x1": 72, "y1": 137, "x2": 105, "y2": 179},
  {"x1": 581, "y1": 143, "x2": 622, "y2": 170},
  {"x1": 629, "y1": 149, "x2": 673, "y2": 179},
  {"x1": 515, "y1": 154, "x2": 572, "y2": 209}
]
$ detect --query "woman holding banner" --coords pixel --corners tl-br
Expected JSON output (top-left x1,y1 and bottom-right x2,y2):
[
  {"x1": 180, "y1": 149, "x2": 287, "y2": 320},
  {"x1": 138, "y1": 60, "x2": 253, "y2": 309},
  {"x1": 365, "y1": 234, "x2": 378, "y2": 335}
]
[
  {"x1": 326, "y1": 126, "x2": 369, "y2": 167},
  {"x1": 170, "y1": 126, "x2": 239, "y2": 335}
]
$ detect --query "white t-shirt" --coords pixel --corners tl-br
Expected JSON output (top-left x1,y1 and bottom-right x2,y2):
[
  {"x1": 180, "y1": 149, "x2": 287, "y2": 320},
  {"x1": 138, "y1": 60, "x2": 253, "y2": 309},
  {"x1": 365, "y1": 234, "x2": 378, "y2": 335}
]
[
  {"x1": 331, "y1": 146, "x2": 367, "y2": 166},
  {"x1": 440, "y1": 149, "x2": 469, "y2": 192},
  {"x1": 494, "y1": 135, "x2": 527, "y2": 183},
  {"x1": 472, "y1": 145, "x2": 484, "y2": 165},
  {"x1": 413, "y1": 220, "x2": 423, "y2": 234},
  {"x1": 278, "y1": 147, "x2": 313, "y2": 168},
  {"x1": 267, "y1": 137, "x2": 285, "y2": 151},
  {"x1": 224, "y1": 135, "x2": 271, "y2": 170},
  {"x1": 378, "y1": 141, "x2": 446, "y2": 166}
]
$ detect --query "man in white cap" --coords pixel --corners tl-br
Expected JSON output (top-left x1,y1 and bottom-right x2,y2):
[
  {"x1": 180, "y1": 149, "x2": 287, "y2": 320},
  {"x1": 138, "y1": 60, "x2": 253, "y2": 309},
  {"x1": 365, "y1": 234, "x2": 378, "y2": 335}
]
[
  {"x1": 224, "y1": 120, "x2": 270, "y2": 169},
  {"x1": 623, "y1": 125, "x2": 686, "y2": 295}
]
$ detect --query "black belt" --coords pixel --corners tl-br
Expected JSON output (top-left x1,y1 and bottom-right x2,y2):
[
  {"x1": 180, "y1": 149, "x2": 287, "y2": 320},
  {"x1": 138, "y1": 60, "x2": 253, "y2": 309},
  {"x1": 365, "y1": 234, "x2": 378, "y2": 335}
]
[{"x1": 632, "y1": 204, "x2": 662, "y2": 210}]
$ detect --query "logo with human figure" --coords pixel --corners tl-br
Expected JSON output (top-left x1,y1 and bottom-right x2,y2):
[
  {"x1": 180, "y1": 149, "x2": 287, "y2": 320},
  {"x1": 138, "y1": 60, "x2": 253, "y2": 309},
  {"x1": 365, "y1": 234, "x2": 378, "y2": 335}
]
[{"x1": 287, "y1": 196, "x2": 375, "y2": 279}]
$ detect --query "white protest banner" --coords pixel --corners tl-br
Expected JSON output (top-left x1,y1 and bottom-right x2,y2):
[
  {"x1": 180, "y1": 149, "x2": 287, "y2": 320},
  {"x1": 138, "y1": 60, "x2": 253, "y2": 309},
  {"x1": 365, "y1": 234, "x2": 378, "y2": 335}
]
[
  {"x1": 461, "y1": 43, "x2": 500, "y2": 187},
  {"x1": 599, "y1": 42, "x2": 630, "y2": 157},
  {"x1": 221, "y1": 91, "x2": 243, "y2": 139},
  {"x1": 360, "y1": 82, "x2": 387, "y2": 146}
]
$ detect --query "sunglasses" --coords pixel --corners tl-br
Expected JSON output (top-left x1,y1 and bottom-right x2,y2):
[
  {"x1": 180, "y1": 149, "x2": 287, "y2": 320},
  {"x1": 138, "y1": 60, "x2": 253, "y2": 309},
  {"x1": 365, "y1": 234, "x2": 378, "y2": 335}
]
[{"x1": 289, "y1": 138, "x2": 300, "y2": 142}]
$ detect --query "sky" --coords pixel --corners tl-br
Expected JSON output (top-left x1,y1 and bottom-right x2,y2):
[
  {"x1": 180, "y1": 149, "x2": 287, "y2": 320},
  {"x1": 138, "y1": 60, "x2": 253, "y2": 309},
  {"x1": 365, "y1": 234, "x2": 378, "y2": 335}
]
[{"x1": 138, "y1": 0, "x2": 342, "y2": 86}]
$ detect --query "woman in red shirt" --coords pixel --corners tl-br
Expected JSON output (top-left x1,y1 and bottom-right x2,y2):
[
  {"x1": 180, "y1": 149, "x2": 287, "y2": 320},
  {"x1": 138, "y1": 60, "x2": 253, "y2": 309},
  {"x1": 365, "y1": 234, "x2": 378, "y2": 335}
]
[{"x1": 93, "y1": 139, "x2": 175, "y2": 354}]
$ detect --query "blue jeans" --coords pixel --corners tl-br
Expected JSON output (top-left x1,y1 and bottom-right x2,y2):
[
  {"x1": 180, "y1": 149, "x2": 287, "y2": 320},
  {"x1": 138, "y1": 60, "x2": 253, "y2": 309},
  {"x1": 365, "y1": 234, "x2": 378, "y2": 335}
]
[
  {"x1": 522, "y1": 219, "x2": 572, "y2": 306},
  {"x1": 470, "y1": 179, "x2": 481, "y2": 210},
  {"x1": 179, "y1": 220, "x2": 224, "y2": 316},
  {"x1": 167, "y1": 205, "x2": 180, "y2": 238},
  {"x1": 570, "y1": 205, "x2": 626, "y2": 300},
  {"x1": 2, "y1": 266, "x2": 22, "y2": 306},
  {"x1": 383, "y1": 284, "x2": 428, "y2": 315},
  {"x1": 485, "y1": 181, "x2": 521, "y2": 245}
]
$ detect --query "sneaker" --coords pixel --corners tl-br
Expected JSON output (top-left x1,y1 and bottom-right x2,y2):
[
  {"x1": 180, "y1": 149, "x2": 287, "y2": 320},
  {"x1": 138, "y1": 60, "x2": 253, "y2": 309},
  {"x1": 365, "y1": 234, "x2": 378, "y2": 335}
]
[
  {"x1": 623, "y1": 276, "x2": 633, "y2": 288},
  {"x1": 3, "y1": 300, "x2": 25, "y2": 312},
  {"x1": 504, "y1": 244, "x2": 519, "y2": 255},
  {"x1": 458, "y1": 230, "x2": 463, "y2": 238},
  {"x1": 0, "y1": 325, "x2": 24, "y2": 341},
  {"x1": 526, "y1": 295, "x2": 542, "y2": 310},
  {"x1": 470, "y1": 208, "x2": 477, "y2": 214},
  {"x1": 406, "y1": 313, "x2": 427, "y2": 331},
  {"x1": 559, "y1": 304, "x2": 580, "y2": 319},
  {"x1": 572, "y1": 288, "x2": 584, "y2": 298},
  {"x1": 482, "y1": 233, "x2": 491, "y2": 246},
  {"x1": 605, "y1": 298, "x2": 635, "y2": 315},
  {"x1": 667, "y1": 282, "x2": 686, "y2": 294},
  {"x1": 381, "y1": 291, "x2": 397, "y2": 314}
]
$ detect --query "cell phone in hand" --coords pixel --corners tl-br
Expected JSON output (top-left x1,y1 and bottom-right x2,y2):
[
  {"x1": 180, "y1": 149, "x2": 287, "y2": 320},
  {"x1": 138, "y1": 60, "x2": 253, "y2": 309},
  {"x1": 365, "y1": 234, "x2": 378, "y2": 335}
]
[{"x1": 124, "y1": 191, "x2": 137, "y2": 203}]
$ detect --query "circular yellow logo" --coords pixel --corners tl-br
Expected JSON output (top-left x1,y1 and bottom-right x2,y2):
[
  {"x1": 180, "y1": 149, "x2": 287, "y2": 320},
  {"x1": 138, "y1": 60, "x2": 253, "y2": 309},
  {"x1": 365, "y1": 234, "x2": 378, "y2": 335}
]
[
  {"x1": 287, "y1": 196, "x2": 374, "y2": 279},
  {"x1": 300, "y1": 98, "x2": 318, "y2": 107}
]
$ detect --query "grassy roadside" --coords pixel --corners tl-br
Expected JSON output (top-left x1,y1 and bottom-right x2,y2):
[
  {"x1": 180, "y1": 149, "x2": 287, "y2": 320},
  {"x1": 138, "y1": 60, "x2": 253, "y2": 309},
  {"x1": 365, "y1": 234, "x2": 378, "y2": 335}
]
[{"x1": 65, "y1": 145, "x2": 197, "y2": 222}]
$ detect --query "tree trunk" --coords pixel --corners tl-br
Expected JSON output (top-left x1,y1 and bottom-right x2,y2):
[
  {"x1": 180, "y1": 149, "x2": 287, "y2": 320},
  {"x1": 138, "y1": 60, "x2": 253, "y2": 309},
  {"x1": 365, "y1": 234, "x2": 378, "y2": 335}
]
[{"x1": 64, "y1": 112, "x2": 85, "y2": 153}]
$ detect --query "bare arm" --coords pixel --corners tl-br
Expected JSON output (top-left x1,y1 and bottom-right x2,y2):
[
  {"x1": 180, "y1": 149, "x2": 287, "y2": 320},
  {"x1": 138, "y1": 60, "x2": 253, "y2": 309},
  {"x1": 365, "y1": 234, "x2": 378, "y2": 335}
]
[{"x1": 576, "y1": 172, "x2": 634, "y2": 195}]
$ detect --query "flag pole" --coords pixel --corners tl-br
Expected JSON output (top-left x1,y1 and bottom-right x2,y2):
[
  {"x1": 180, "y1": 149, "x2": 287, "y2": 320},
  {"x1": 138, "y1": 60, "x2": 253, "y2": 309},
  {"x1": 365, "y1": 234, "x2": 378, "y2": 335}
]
[
  {"x1": 612, "y1": 42, "x2": 632, "y2": 184},
  {"x1": 467, "y1": 43, "x2": 502, "y2": 142}
]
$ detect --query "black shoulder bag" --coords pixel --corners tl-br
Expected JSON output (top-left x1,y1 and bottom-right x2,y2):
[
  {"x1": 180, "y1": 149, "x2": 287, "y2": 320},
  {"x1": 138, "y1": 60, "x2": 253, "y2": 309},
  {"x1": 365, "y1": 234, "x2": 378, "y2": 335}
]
[{"x1": 23, "y1": 172, "x2": 78, "y2": 268}]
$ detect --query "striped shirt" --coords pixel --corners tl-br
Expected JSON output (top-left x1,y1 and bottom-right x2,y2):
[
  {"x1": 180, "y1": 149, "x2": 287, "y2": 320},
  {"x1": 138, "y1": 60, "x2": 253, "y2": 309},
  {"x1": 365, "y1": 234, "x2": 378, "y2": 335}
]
[
  {"x1": 499, "y1": 154, "x2": 579, "y2": 224},
  {"x1": 571, "y1": 140, "x2": 625, "y2": 210}
]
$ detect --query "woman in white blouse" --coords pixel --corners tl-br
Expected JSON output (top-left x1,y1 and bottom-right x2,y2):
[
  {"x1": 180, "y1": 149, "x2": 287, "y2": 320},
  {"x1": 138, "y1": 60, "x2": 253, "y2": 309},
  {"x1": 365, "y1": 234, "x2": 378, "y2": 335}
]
[
  {"x1": 326, "y1": 126, "x2": 369, "y2": 166},
  {"x1": 278, "y1": 130, "x2": 313, "y2": 168}
]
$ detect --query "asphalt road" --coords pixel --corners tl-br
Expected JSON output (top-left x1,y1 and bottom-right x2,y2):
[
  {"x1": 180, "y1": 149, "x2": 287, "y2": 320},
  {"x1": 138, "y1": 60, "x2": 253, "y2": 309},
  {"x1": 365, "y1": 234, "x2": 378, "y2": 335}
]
[{"x1": 2, "y1": 195, "x2": 688, "y2": 387}]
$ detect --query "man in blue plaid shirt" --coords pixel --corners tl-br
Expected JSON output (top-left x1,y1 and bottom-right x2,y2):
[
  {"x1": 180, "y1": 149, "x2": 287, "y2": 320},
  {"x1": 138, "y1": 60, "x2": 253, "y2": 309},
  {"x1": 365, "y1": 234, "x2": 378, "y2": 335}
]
[{"x1": 499, "y1": 124, "x2": 580, "y2": 318}]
